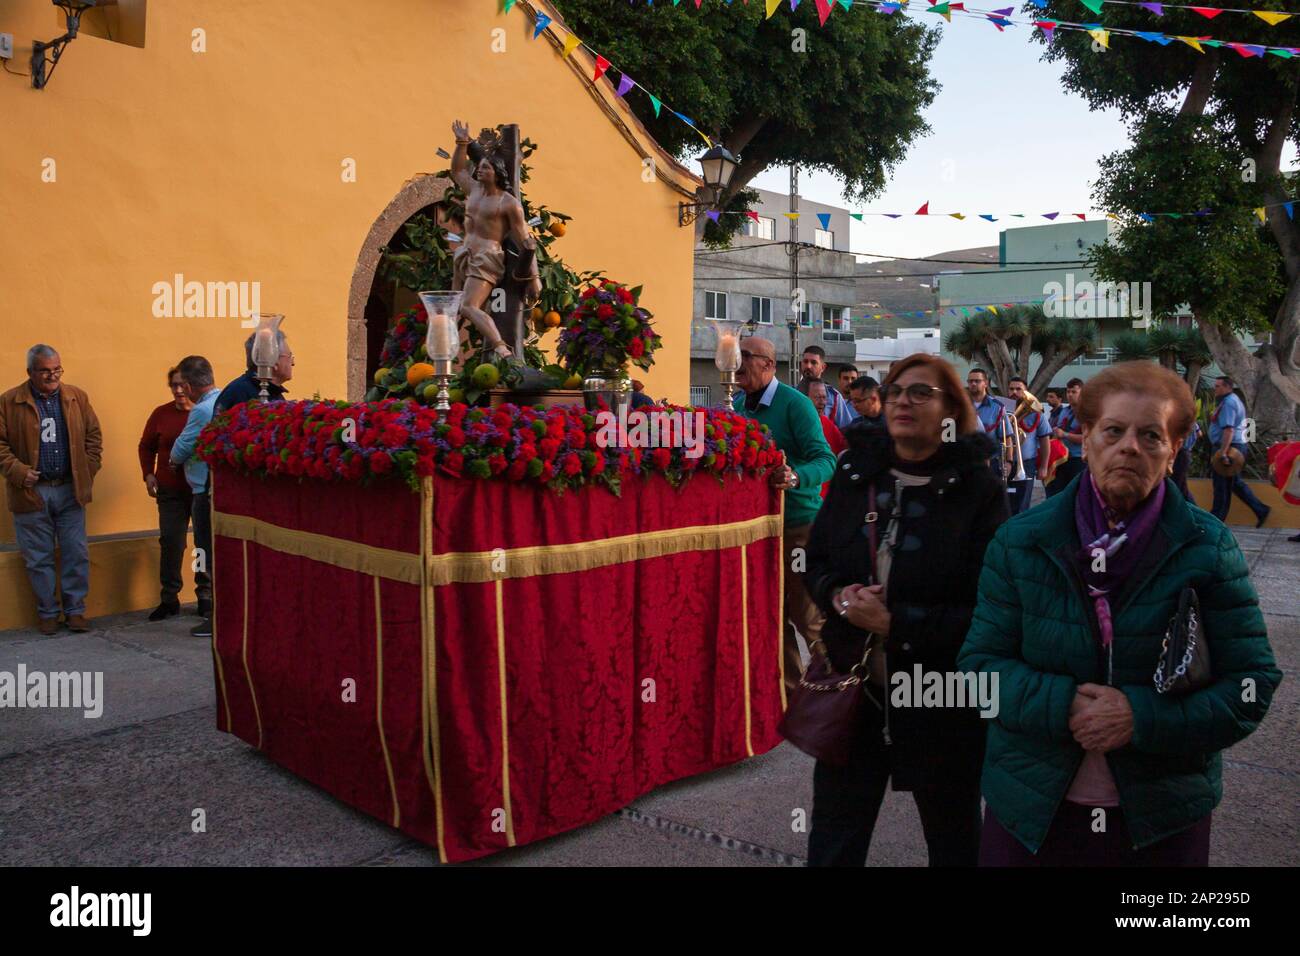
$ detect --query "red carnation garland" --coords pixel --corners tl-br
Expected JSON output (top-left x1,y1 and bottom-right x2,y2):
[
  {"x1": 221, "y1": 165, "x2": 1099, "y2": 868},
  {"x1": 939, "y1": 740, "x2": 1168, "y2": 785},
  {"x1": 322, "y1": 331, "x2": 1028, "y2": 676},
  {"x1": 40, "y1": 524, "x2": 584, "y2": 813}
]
[{"x1": 197, "y1": 398, "x2": 781, "y2": 496}]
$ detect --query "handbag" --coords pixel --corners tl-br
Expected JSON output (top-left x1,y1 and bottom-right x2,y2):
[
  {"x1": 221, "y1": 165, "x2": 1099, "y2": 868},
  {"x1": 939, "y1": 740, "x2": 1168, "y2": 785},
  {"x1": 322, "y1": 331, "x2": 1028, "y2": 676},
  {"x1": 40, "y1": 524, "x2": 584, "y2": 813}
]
[
  {"x1": 778, "y1": 483, "x2": 880, "y2": 766},
  {"x1": 1153, "y1": 587, "x2": 1212, "y2": 695}
]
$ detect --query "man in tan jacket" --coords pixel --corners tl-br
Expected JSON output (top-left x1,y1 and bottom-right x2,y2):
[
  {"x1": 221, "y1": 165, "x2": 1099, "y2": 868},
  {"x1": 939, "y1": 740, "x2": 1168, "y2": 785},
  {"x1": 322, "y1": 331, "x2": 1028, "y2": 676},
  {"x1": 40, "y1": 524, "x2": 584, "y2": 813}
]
[{"x1": 0, "y1": 345, "x2": 103, "y2": 634}]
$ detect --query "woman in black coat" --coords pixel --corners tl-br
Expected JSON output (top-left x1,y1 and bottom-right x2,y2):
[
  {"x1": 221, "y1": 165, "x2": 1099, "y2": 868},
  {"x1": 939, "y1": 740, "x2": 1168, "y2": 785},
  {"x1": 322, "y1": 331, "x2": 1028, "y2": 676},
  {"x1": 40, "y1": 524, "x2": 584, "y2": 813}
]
[{"x1": 802, "y1": 354, "x2": 1010, "y2": 866}]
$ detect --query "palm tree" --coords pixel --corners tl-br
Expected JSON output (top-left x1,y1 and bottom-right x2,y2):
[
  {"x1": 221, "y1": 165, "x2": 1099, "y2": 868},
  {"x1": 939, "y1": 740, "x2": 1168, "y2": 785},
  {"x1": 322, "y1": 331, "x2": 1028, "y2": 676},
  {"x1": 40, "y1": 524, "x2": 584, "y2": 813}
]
[
  {"x1": 1173, "y1": 326, "x2": 1212, "y2": 387},
  {"x1": 944, "y1": 315, "x2": 998, "y2": 378},
  {"x1": 1110, "y1": 331, "x2": 1154, "y2": 364},
  {"x1": 1028, "y1": 319, "x2": 1100, "y2": 394}
]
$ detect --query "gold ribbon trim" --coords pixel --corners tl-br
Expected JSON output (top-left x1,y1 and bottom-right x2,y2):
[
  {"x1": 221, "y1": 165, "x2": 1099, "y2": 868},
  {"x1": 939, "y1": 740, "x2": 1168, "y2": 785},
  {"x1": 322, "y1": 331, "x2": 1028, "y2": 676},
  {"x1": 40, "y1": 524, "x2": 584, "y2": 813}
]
[
  {"x1": 214, "y1": 512, "x2": 423, "y2": 584},
  {"x1": 425, "y1": 513, "x2": 783, "y2": 585},
  {"x1": 374, "y1": 575, "x2": 401, "y2": 829},
  {"x1": 212, "y1": 510, "x2": 782, "y2": 586}
]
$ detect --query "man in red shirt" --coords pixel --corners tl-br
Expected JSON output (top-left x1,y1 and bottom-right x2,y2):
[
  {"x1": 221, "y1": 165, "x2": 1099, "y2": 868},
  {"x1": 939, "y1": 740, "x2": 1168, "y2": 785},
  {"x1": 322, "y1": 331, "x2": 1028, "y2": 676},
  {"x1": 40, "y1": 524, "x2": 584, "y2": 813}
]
[
  {"x1": 137, "y1": 367, "x2": 193, "y2": 621},
  {"x1": 807, "y1": 379, "x2": 847, "y2": 498}
]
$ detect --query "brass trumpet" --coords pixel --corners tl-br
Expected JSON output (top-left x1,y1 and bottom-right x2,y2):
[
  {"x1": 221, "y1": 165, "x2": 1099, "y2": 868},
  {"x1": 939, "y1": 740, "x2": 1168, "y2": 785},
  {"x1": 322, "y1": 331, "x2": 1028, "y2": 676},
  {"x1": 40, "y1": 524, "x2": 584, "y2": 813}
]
[{"x1": 997, "y1": 399, "x2": 1027, "y2": 483}]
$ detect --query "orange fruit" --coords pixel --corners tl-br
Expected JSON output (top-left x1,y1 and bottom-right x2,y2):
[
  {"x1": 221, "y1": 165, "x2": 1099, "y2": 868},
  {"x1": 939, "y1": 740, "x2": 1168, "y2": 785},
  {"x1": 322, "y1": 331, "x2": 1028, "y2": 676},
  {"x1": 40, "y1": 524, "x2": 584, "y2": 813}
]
[
  {"x1": 544, "y1": 310, "x2": 563, "y2": 328},
  {"x1": 406, "y1": 362, "x2": 436, "y2": 386},
  {"x1": 548, "y1": 221, "x2": 567, "y2": 237},
  {"x1": 530, "y1": 306, "x2": 544, "y2": 321}
]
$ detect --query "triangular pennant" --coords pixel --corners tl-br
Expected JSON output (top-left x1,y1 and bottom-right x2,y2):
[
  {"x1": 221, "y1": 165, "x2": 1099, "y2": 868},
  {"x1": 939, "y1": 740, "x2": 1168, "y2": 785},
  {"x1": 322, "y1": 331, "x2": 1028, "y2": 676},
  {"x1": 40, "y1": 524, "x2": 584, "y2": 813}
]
[
  {"x1": 1255, "y1": 207, "x2": 1267, "y2": 223},
  {"x1": 915, "y1": 201, "x2": 930, "y2": 215},
  {"x1": 1138, "y1": 2, "x2": 1164, "y2": 14},
  {"x1": 928, "y1": 3, "x2": 952, "y2": 22},
  {"x1": 950, "y1": 213, "x2": 966, "y2": 220},
  {"x1": 837, "y1": 0, "x2": 852, "y2": 9},
  {"x1": 593, "y1": 55, "x2": 611, "y2": 82},
  {"x1": 647, "y1": 92, "x2": 662, "y2": 117},
  {"x1": 747, "y1": 210, "x2": 760, "y2": 222},
  {"x1": 1194, "y1": 207, "x2": 1212, "y2": 216},
  {"x1": 1029, "y1": 0, "x2": 1048, "y2": 7},
  {"x1": 979, "y1": 214, "x2": 997, "y2": 221},
  {"x1": 850, "y1": 213, "x2": 864, "y2": 221},
  {"x1": 1268, "y1": 48, "x2": 1295, "y2": 58},
  {"x1": 1245, "y1": 45, "x2": 1267, "y2": 57},
  {"x1": 503, "y1": 0, "x2": 517, "y2": 12},
  {"x1": 814, "y1": 0, "x2": 833, "y2": 26},
  {"x1": 879, "y1": 1, "x2": 902, "y2": 12},
  {"x1": 1136, "y1": 31, "x2": 1171, "y2": 44},
  {"x1": 986, "y1": 14, "x2": 1012, "y2": 30},
  {"x1": 1190, "y1": 7, "x2": 1222, "y2": 19},
  {"x1": 532, "y1": 13, "x2": 551, "y2": 39},
  {"x1": 1168, "y1": 213, "x2": 1183, "y2": 219},
  {"x1": 1174, "y1": 36, "x2": 1205, "y2": 53},
  {"x1": 766, "y1": 0, "x2": 783, "y2": 17},
  {"x1": 1139, "y1": 213, "x2": 1155, "y2": 222},
  {"x1": 1078, "y1": 0, "x2": 1103, "y2": 13},
  {"x1": 616, "y1": 73, "x2": 635, "y2": 98},
  {"x1": 1042, "y1": 212, "x2": 1060, "y2": 220},
  {"x1": 817, "y1": 213, "x2": 831, "y2": 230},
  {"x1": 1011, "y1": 213, "x2": 1025, "y2": 218},
  {"x1": 1088, "y1": 29, "x2": 1109, "y2": 49},
  {"x1": 561, "y1": 34, "x2": 581, "y2": 58},
  {"x1": 988, "y1": 306, "x2": 999, "y2": 316},
  {"x1": 1285, "y1": 202, "x2": 1294, "y2": 220},
  {"x1": 705, "y1": 211, "x2": 721, "y2": 223},
  {"x1": 1202, "y1": 39, "x2": 1224, "y2": 48},
  {"x1": 1255, "y1": 11, "x2": 1292, "y2": 26},
  {"x1": 1074, "y1": 213, "x2": 1087, "y2": 220},
  {"x1": 884, "y1": 214, "x2": 903, "y2": 219},
  {"x1": 1036, "y1": 20, "x2": 1058, "y2": 39},
  {"x1": 784, "y1": 212, "x2": 800, "y2": 220}
]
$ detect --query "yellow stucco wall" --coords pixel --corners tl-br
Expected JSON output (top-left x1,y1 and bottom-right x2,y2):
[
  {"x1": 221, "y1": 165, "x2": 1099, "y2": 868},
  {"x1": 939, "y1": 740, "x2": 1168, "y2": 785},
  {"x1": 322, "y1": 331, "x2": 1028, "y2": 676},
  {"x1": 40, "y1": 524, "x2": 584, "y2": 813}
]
[{"x1": 0, "y1": 0, "x2": 697, "y2": 624}]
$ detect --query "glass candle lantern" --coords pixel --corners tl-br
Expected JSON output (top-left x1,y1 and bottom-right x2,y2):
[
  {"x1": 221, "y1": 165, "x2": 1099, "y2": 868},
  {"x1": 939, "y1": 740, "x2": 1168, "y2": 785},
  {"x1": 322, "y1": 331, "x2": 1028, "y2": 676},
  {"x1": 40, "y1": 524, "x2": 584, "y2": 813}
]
[
  {"x1": 249, "y1": 313, "x2": 284, "y2": 402},
  {"x1": 417, "y1": 291, "x2": 465, "y2": 416},
  {"x1": 712, "y1": 318, "x2": 743, "y2": 406}
]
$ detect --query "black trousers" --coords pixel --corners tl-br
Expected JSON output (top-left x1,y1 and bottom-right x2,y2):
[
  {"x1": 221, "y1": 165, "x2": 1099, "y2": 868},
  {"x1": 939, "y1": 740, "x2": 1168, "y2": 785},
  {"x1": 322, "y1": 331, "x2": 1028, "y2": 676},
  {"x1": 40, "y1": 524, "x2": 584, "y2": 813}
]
[
  {"x1": 155, "y1": 487, "x2": 193, "y2": 603},
  {"x1": 1045, "y1": 457, "x2": 1085, "y2": 498},
  {"x1": 808, "y1": 700, "x2": 983, "y2": 867},
  {"x1": 191, "y1": 491, "x2": 213, "y2": 606},
  {"x1": 1171, "y1": 447, "x2": 1193, "y2": 502}
]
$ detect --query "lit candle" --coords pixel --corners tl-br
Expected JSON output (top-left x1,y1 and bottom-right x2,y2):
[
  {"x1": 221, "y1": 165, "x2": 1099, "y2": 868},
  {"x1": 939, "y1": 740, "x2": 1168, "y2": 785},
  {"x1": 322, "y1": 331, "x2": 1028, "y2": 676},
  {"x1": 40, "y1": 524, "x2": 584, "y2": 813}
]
[
  {"x1": 252, "y1": 328, "x2": 275, "y2": 368},
  {"x1": 428, "y1": 312, "x2": 456, "y2": 360},
  {"x1": 715, "y1": 332, "x2": 740, "y2": 372}
]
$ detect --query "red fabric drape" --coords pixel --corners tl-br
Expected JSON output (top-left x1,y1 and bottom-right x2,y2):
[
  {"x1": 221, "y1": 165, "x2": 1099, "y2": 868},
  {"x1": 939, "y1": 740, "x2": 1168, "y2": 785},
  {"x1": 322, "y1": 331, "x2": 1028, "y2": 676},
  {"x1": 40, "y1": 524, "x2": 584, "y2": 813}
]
[{"x1": 211, "y1": 469, "x2": 783, "y2": 862}]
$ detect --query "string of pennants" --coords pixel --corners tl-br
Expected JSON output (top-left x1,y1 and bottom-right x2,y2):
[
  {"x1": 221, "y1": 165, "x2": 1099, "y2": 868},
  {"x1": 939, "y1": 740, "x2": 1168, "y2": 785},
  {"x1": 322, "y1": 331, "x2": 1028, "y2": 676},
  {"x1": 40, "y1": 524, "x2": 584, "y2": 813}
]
[
  {"x1": 705, "y1": 199, "x2": 1300, "y2": 225},
  {"x1": 862, "y1": 291, "x2": 1119, "y2": 322},
  {"x1": 655, "y1": 0, "x2": 1300, "y2": 61},
  {"x1": 500, "y1": 0, "x2": 716, "y2": 149}
]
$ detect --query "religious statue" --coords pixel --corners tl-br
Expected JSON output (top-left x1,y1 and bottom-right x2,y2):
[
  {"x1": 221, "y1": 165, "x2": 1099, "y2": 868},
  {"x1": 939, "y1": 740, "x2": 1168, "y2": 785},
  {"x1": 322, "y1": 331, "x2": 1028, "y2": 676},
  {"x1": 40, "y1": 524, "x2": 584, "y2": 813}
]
[{"x1": 449, "y1": 120, "x2": 543, "y2": 361}]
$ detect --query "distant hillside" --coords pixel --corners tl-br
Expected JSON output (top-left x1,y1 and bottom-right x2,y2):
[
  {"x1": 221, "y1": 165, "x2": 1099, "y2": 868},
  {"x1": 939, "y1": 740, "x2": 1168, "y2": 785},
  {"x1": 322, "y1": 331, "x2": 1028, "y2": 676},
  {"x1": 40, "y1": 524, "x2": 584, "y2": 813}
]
[{"x1": 855, "y1": 246, "x2": 998, "y2": 338}]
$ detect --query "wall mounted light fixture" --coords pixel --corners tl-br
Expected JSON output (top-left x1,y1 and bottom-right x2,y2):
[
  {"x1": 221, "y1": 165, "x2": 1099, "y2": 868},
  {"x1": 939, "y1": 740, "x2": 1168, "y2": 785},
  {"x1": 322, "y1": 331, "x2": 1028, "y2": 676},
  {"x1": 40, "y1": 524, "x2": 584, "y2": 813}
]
[{"x1": 31, "y1": 0, "x2": 100, "y2": 90}]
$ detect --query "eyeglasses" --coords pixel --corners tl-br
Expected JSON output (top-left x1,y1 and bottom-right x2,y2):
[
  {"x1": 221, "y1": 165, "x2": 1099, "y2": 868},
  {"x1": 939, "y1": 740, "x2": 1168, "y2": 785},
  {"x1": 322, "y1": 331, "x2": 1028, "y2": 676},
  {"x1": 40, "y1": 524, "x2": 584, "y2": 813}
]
[
  {"x1": 882, "y1": 383, "x2": 943, "y2": 404},
  {"x1": 33, "y1": 367, "x2": 63, "y2": 379},
  {"x1": 739, "y1": 350, "x2": 769, "y2": 363}
]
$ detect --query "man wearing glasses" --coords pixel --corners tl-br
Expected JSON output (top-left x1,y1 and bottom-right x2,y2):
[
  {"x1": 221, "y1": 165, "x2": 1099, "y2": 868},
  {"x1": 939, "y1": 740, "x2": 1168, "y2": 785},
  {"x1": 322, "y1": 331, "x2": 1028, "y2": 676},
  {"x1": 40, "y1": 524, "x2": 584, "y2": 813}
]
[
  {"x1": 0, "y1": 345, "x2": 103, "y2": 634},
  {"x1": 733, "y1": 337, "x2": 837, "y2": 696}
]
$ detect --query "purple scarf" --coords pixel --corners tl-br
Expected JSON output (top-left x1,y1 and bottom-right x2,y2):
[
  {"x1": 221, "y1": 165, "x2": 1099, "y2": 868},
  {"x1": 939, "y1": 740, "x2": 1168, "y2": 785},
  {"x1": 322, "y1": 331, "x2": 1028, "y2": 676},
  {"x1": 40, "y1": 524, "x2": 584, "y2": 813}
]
[{"x1": 1074, "y1": 471, "x2": 1166, "y2": 678}]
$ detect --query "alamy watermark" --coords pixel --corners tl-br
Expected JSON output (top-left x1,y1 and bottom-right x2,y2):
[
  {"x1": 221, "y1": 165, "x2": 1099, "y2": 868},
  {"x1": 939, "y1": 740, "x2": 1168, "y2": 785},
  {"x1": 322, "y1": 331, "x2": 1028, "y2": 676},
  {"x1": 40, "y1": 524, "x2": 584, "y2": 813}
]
[
  {"x1": 151, "y1": 273, "x2": 260, "y2": 325},
  {"x1": 0, "y1": 665, "x2": 103, "y2": 718},
  {"x1": 593, "y1": 407, "x2": 705, "y2": 459},
  {"x1": 1043, "y1": 275, "x2": 1153, "y2": 328},
  {"x1": 889, "y1": 666, "x2": 1000, "y2": 719}
]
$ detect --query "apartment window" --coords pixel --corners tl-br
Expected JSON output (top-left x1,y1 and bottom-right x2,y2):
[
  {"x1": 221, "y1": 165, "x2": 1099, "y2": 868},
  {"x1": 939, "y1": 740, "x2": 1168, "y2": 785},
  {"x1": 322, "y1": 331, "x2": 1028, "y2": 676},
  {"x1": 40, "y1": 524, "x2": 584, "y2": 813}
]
[
  {"x1": 743, "y1": 216, "x2": 775, "y2": 240},
  {"x1": 751, "y1": 296, "x2": 772, "y2": 325},
  {"x1": 822, "y1": 304, "x2": 853, "y2": 342},
  {"x1": 689, "y1": 386, "x2": 712, "y2": 407},
  {"x1": 704, "y1": 291, "x2": 729, "y2": 321},
  {"x1": 814, "y1": 228, "x2": 834, "y2": 250},
  {"x1": 798, "y1": 302, "x2": 813, "y2": 329}
]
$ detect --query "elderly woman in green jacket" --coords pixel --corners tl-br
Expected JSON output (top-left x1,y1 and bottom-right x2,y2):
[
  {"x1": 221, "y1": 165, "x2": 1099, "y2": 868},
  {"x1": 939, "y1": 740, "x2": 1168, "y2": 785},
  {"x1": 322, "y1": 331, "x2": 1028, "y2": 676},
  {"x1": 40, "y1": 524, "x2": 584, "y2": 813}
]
[{"x1": 958, "y1": 363, "x2": 1282, "y2": 865}]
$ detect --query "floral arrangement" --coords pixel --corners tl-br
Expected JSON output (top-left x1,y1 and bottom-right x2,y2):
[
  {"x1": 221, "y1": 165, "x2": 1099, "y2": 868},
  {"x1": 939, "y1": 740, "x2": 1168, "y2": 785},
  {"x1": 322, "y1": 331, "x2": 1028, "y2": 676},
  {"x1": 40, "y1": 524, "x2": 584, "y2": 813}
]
[
  {"x1": 555, "y1": 280, "x2": 661, "y2": 378},
  {"x1": 197, "y1": 399, "x2": 782, "y2": 496}
]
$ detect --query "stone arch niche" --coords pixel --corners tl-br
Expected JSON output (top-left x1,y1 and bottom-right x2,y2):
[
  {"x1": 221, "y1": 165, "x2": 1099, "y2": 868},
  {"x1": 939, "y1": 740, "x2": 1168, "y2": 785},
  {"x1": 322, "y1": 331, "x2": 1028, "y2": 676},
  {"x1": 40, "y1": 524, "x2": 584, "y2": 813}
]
[{"x1": 345, "y1": 174, "x2": 454, "y2": 401}]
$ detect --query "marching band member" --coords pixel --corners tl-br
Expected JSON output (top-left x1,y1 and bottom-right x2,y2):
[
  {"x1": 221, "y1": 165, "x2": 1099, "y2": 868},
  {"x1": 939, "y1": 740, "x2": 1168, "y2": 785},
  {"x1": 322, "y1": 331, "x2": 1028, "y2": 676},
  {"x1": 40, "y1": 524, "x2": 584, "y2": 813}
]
[{"x1": 1006, "y1": 377, "x2": 1052, "y2": 515}]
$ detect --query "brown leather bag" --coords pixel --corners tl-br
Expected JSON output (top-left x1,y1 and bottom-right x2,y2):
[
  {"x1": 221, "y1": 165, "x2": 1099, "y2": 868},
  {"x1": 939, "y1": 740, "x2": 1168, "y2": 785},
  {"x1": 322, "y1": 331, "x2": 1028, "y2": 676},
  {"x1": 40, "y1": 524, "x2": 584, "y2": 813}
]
[{"x1": 778, "y1": 483, "x2": 879, "y2": 766}]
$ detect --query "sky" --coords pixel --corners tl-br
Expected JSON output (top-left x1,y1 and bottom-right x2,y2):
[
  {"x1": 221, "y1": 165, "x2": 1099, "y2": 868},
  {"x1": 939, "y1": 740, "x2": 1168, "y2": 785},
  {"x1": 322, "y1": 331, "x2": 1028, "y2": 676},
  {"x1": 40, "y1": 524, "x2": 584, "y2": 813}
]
[{"x1": 744, "y1": 12, "x2": 1134, "y2": 262}]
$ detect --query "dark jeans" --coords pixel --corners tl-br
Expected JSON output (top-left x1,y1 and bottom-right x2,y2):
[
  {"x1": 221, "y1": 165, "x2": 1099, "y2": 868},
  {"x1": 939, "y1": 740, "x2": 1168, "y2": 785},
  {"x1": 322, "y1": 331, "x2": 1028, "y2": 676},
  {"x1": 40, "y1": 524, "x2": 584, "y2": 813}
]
[
  {"x1": 1211, "y1": 446, "x2": 1268, "y2": 522},
  {"x1": 979, "y1": 803, "x2": 1211, "y2": 867},
  {"x1": 191, "y1": 491, "x2": 212, "y2": 606},
  {"x1": 1172, "y1": 447, "x2": 1193, "y2": 502},
  {"x1": 1045, "y1": 456, "x2": 1085, "y2": 498},
  {"x1": 808, "y1": 701, "x2": 982, "y2": 867},
  {"x1": 156, "y1": 487, "x2": 193, "y2": 604}
]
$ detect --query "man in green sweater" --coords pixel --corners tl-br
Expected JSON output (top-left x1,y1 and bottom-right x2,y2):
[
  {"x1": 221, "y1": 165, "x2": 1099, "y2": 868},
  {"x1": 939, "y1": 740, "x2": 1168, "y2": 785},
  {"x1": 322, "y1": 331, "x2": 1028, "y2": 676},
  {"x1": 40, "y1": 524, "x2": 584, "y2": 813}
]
[{"x1": 732, "y1": 336, "x2": 837, "y2": 697}]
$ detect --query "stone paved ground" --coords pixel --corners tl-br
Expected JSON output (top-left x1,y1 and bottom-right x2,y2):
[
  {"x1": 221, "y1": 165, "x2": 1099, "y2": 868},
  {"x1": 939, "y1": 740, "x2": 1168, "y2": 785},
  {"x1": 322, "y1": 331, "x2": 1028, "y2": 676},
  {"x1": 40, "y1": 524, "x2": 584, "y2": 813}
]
[{"x1": 1, "y1": 527, "x2": 1295, "y2": 867}]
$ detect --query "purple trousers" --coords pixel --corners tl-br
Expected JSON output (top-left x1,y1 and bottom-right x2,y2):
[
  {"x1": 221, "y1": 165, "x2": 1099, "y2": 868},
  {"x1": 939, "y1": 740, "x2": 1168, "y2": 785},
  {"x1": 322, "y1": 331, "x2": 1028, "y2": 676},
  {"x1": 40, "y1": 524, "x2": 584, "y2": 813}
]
[{"x1": 980, "y1": 802, "x2": 1211, "y2": 867}]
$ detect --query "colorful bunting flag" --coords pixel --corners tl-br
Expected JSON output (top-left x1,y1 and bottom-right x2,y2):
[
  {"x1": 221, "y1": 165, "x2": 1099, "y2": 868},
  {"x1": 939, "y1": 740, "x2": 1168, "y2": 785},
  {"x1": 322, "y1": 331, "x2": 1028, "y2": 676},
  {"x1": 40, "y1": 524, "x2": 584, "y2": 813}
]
[
  {"x1": 766, "y1": 0, "x2": 783, "y2": 18},
  {"x1": 950, "y1": 212, "x2": 966, "y2": 220},
  {"x1": 1255, "y1": 207, "x2": 1267, "y2": 223},
  {"x1": 979, "y1": 214, "x2": 997, "y2": 221},
  {"x1": 593, "y1": 55, "x2": 611, "y2": 82},
  {"x1": 647, "y1": 92, "x2": 662, "y2": 117},
  {"x1": 916, "y1": 201, "x2": 930, "y2": 215},
  {"x1": 1088, "y1": 28, "x2": 1109, "y2": 49},
  {"x1": 561, "y1": 34, "x2": 581, "y2": 58},
  {"x1": 814, "y1": 0, "x2": 833, "y2": 26},
  {"x1": 1138, "y1": 2, "x2": 1164, "y2": 15},
  {"x1": 817, "y1": 213, "x2": 832, "y2": 230},
  {"x1": 747, "y1": 211, "x2": 761, "y2": 222},
  {"x1": 1043, "y1": 212, "x2": 1060, "y2": 219},
  {"x1": 1190, "y1": 7, "x2": 1223, "y2": 20},
  {"x1": 532, "y1": 14, "x2": 551, "y2": 39},
  {"x1": 880, "y1": 2, "x2": 902, "y2": 13},
  {"x1": 928, "y1": 3, "x2": 952, "y2": 23},
  {"x1": 616, "y1": 73, "x2": 635, "y2": 97},
  {"x1": 1256, "y1": 12, "x2": 1292, "y2": 26},
  {"x1": 1286, "y1": 202, "x2": 1295, "y2": 220},
  {"x1": 784, "y1": 212, "x2": 800, "y2": 220},
  {"x1": 1078, "y1": 0, "x2": 1104, "y2": 14},
  {"x1": 1174, "y1": 36, "x2": 1205, "y2": 53},
  {"x1": 706, "y1": 211, "x2": 721, "y2": 223},
  {"x1": 850, "y1": 213, "x2": 864, "y2": 221},
  {"x1": 504, "y1": 0, "x2": 517, "y2": 13}
]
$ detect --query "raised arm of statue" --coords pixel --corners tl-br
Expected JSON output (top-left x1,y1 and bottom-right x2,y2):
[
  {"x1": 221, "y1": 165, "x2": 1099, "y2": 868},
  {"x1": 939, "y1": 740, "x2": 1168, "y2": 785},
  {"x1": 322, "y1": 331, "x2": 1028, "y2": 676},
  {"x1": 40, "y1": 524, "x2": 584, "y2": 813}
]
[{"x1": 450, "y1": 120, "x2": 474, "y2": 193}]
